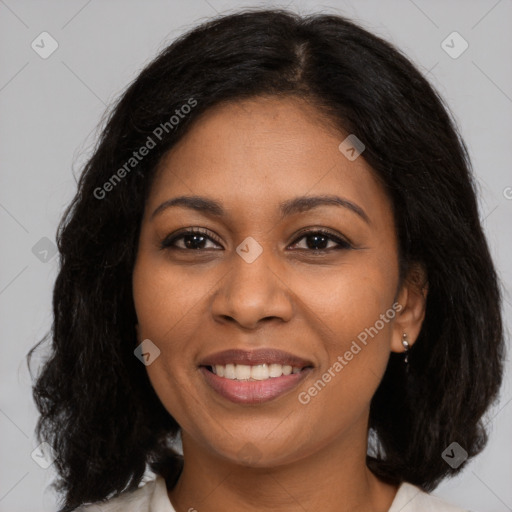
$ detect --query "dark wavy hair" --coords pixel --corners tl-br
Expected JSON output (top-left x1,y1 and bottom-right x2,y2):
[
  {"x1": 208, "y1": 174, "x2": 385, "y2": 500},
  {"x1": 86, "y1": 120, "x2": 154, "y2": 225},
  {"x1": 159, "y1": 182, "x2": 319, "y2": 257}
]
[{"x1": 26, "y1": 7, "x2": 505, "y2": 511}]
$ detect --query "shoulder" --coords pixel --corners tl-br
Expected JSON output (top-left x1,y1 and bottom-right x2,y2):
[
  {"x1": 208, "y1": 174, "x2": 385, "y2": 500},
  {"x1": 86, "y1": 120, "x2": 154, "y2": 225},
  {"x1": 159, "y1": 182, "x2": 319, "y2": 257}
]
[
  {"x1": 388, "y1": 482, "x2": 470, "y2": 512},
  {"x1": 74, "y1": 475, "x2": 174, "y2": 512}
]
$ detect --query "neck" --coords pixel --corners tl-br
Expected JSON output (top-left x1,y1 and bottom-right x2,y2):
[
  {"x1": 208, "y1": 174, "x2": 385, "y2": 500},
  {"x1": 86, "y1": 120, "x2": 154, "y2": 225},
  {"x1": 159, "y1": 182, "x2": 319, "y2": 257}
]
[{"x1": 168, "y1": 417, "x2": 398, "y2": 512}]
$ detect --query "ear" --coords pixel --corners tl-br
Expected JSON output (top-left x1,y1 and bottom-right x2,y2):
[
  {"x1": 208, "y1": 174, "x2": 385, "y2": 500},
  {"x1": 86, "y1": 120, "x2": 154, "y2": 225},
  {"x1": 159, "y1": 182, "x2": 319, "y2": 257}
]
[{"x1": 391, "y1": 262, "x2": 428, "y2": 354}]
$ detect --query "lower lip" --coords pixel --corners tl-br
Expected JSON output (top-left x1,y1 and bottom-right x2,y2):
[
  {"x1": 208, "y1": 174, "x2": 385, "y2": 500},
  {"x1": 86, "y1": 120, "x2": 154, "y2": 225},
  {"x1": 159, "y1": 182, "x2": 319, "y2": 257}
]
[{"x1": 199, "y1": 366, "x2": 312, "y2": 404}]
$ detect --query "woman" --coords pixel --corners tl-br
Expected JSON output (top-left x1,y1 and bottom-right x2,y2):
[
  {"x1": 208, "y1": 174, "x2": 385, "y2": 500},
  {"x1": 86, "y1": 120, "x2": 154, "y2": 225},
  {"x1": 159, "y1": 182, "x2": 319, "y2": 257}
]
[{"x1": 27, "y1": 8, "x2": 504, "y2": 512}]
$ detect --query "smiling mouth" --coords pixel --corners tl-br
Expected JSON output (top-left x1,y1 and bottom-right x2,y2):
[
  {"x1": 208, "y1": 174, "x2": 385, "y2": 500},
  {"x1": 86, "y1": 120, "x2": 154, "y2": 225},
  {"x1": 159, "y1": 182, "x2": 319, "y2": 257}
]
[
  {"x1": 202, "y1": 363, "x2": 313, "y2": 381},
  {"x1": 199, "y1": 363, "x2": 314, "y2": 404}
]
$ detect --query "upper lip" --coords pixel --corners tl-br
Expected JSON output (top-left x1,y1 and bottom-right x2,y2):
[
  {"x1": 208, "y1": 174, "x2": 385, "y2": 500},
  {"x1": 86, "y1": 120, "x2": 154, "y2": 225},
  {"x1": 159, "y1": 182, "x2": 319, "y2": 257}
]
[{"x1": 199, "y1": 348, "x2": 314, "y2": 368}]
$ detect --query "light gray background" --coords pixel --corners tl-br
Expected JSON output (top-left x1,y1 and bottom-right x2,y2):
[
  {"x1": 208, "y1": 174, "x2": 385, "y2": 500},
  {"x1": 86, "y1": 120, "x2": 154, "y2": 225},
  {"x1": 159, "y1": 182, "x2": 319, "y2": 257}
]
[{"x1": 1, "y1": 1, "x2": 511, "y2": 511}]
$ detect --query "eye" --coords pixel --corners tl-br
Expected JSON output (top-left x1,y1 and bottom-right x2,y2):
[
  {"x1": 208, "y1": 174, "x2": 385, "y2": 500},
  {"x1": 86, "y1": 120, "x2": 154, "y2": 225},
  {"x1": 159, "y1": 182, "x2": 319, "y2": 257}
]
[
  {"x1": 160, "y1": 228, "x2": 222, "y2": 250},
  {"x1": 289, "y1": 228, "x2": 352, "y2": 252},
  {"x1": 160, "y1": 227, "x2": 352, "y2": 252}
]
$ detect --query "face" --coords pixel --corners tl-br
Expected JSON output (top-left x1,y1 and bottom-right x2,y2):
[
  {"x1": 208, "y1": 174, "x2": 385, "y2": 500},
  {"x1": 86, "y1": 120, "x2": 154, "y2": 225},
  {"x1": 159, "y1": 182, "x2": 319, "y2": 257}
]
[{"x1": 132, "y1": 95, "x2": 409, "y2": 467}]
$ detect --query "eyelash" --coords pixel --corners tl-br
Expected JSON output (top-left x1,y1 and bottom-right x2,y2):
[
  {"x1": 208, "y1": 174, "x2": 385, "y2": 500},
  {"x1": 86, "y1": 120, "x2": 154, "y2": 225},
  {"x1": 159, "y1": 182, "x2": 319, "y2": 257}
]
[{"x1": 160, "y1": 227, "x2": 352, "y2": 253}]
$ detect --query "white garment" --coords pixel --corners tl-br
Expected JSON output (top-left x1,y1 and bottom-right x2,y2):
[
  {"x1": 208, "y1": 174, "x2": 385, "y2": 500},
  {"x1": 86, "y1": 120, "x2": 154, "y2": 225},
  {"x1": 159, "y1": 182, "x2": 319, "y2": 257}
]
[{"x1": 76, "y1": 474, "x2": 469, "y2": 511}]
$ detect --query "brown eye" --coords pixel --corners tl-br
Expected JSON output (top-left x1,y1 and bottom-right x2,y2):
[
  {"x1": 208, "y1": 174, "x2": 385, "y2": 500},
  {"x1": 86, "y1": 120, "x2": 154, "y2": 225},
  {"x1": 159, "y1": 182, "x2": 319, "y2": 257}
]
[
  {"x1": 160, "y1": 228, "x2": 352, "y2": 252},
  {"x1": 289, "y1": 229, "x2": 352, "y2": 252},
  {"x1": 160, "y1": 229, "x2": 222, "y2": 250}
]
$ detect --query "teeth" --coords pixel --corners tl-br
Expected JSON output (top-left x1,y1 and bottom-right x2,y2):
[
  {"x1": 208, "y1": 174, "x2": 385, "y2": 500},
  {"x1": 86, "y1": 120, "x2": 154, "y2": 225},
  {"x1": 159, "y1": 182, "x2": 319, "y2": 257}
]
[
  {"x1": 250, "y1": 364, "x2": 269, "y2": 380},
  {"x1": 224, "y1": 364, "x2": 236, "y2": 379},
  {"x1": 210, "y1": 363, "x2": 302, "y2": 380},
  {"x1": 269, "y1": 363, "x2": 283, "y2": 377},
  {"x1": 235, "y1": 364, "x2": 252, "y2": 380}
]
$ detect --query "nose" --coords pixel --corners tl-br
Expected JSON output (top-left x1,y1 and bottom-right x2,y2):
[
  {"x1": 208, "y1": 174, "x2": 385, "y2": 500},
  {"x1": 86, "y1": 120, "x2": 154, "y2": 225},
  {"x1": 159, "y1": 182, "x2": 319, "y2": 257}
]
[{"x1": 211, "y1": 246, "x2": 294, "y2": 330}]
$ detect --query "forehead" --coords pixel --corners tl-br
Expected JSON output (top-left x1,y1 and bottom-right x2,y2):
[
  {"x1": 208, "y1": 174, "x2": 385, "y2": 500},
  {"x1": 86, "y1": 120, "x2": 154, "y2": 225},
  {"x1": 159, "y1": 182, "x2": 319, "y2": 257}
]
[{"x1": 147, "y1": 96, "x2": 391, "y2": 225}]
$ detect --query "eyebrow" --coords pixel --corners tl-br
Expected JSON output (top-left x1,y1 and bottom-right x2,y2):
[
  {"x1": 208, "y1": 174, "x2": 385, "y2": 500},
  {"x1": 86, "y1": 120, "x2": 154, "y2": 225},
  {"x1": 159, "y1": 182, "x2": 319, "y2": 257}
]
[{"x1": 151, "y1": 194, "x2": 371, "y2": 225}]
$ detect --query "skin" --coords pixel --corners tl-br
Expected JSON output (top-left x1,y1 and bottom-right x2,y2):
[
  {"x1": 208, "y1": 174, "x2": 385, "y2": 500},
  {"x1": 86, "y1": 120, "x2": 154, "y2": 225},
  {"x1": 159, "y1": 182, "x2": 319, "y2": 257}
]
[{"x1": 132, "y1": 95, "x2": 427, "y2": 512}]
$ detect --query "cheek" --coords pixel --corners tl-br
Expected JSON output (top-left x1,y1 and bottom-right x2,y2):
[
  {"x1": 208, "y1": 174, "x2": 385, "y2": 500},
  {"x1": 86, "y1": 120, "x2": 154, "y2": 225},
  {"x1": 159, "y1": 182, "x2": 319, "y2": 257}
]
[
  {"x1": 132, "y1": 250, "x2": 213, "y2": 407},
  {"x1": 132, "y1": 253, "x2": 200, "y2": 424},
  {"x1": 132, "y1": 251, "x2": 207, "y2": 342},
  {"x1": 295, "y1": 255, "x2": 397, "y2": 414},
  {"x1": 302, "y1": 251, "x2": 398, "y2": 340},
  {"x1": 297, "y1": 308, "x2": 394, "y2": 429}
]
